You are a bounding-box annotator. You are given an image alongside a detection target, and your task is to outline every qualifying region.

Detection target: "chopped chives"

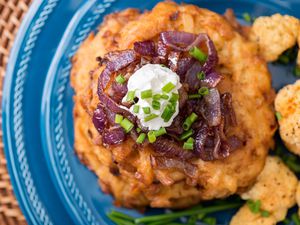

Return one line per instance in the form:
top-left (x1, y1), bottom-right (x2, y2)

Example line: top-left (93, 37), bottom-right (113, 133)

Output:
top-left (162, 82), bottom-right (176, 93)
top-left (197, 71), bottom-right (205, 80)
top-left (293, 66), bottom-right (300, 77)
top-left (188, 94), bottom-right (202, 99)
top-left (275, 112), bottom-right (282, 121)
top-left (148, 131), bottom-right (156, 143)
top-left (136, 127), bottom-right (142, 133)
top-left (183, 113), bottom-right (198, 131)
top-left (242, 12), bottom-right (252, 23)
top-left (186, 137), bottom-right (194, 143)
top-left (260, 210), bottom-right (270, 218)
top-left (141, 89), bottom-right (152, 99)
top-left (169, 93), bottom-right (179, 103)
top-left (152, 100), bottom-right (161, 110)
top-left (292, 213), bottom-right (300, 225)
top-left (115, 74), bottom-right (126, 84)
top-left (109, 210), bottom-right (134, 221)
top-left (115, 114), bottom-right (123, 124)
top-left (107, 214), bottom-right (134, 225)
top-left (144, 114), bottom-right (158, 122)
top-left (247, 200), bottom-right (261, 214)
top-left (126, 91), bottom-right (135, 102)
top-left (198, 87), bottom-right (209, 96)
top-left (136, 133), bottom-right (146, 144)
top-left (153, 94), bottom-right (161, 100)
top-left (203, 217), bottom-right (216, 225)
top-left (183, 141), bottom-right (194, 150)
top-left (161, 104), bottom-right (175, 122)
top-left (161, 94), bottom-right (169, 100)
top-left (143, 107), bottom-right (151, 114)
top-left (133, 105), bottom-right (140, 113)
top-left (120, 118), bottom-right (134, 133)
top-left (180, 130), bottom-right (194, 140)
top-left (189, 46), bottom-right (207, 62)
top-left (154, 127), bottom-right (167, 137)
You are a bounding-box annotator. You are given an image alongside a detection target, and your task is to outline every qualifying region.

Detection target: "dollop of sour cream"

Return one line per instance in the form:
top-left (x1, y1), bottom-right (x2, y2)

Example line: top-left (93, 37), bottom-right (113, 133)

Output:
top-left (122, 64), bottom-right (182, 130)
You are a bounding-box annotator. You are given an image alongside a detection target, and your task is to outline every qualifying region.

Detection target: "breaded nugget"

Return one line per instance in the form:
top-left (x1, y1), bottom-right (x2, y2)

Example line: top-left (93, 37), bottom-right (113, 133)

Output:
top-left (71, 2), bottom-right (276, 208)
top-left (231, 156), bottom-right (297, 225)
top-left (250, 14), bottom-right (300, 62)
top-left (297, 182), bottom-right (300, 216)
top-left (275, 80), bottom-right (300, 155)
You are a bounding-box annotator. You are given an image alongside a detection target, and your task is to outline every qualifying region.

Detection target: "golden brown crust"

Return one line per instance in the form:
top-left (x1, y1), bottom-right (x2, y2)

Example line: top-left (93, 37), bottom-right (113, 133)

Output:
top-left (71, 2), bottom-right (276, 208)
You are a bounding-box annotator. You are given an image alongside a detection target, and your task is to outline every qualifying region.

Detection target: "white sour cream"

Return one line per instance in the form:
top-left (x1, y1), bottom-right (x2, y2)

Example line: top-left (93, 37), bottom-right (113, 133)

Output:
top-left (122, 64), bottom-right (182, 130)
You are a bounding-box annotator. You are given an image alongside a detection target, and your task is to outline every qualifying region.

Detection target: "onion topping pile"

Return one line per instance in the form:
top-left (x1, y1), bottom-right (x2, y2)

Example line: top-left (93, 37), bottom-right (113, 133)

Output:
top-left (93, 31), bottom-right (242, 161)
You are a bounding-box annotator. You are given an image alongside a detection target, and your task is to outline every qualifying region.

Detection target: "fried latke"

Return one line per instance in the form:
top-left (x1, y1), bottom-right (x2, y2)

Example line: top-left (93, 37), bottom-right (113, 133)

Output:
top-left (71, 2), bottom-right (276, 208)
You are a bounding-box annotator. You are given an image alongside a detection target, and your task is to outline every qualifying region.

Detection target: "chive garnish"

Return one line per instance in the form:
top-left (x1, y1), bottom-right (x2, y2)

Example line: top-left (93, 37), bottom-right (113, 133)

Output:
top-left (136, 127), bottom-right (142, 133)
top-left (115, 74), bottom-right (126, 84)
top-left (183, 140), bottom-right (194, 150)
top-left (143, 107), bottom-right (151, 114)
top-left (197, 71), bottom-right (205, 80)
top-left (183, 113), bottom-right (198, 131)
top-left (189, 46), bottom-right (207, 62)
top-left (136, 133), bottom-right (146, 144)
top-left (188, 94), bottom-right (202, 99)
top-left (148, 131), bottom-right (156, 143)
top-left (115, 114), bottom-right (123, 124)
top-left (126, 91), bottom-right (135, 102)
top-left (120, 118), bottom-right (134, 133)
top-left (198, 87), bottom-right (209, 96)
top-left (152, 100), bottom-right (161, 110)
top-left (242, 13), bottom-right (252, 23)
top-left (141, 89), bottom-right (152, 99)
top-left (293, 66), bottom-right (300, 77)
top-left (133, 105), bottom-right (140, 113)
top-left (275, 112), bottom-right (282, 121)
top-left (145, 114), bottom-right (158, 122)
top-left (169, 93), bottom-right (179, 103)
top-left (261, 210), bottom-right (270, 218)
top-left (153, 94), bottom-right (161, 100)
top-left (180, 130), bottom-right (194, 140)
top-left (292, 213), bottom-right (300, 225)
top-left (161, 94), bottom-right (169, 100)
top-left (162, 82), bottom-right (176, 93)
top-left (134, 203), bottom-right (242, 224)
top-left (161, 104), bottom-right (175, 122)
top-left (154, 127), bottom-right (167, 137)
top-left (247, 200), bottom-right (261, 214)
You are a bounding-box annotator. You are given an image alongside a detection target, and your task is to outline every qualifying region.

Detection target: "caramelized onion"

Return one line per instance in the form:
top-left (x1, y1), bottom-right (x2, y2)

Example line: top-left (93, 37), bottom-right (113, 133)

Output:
top-left (151, 156), bottom-right (198, 178)
top-left (152, 137), bottom-right (195, 160)
top-left (92, 105), bottom-right (106, 133)
top-left (200, 88), bottom-right (221, 127)
top-left (134, 40), bottom-right (156, 56)
top-left (102, 127), bottom-right (125, 145)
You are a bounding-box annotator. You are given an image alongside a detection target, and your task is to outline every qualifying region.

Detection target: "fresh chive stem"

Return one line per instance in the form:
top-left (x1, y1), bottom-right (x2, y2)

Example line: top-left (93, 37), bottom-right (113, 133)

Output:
top-left (143, 107), bottom-right (151, 114)
top-left (126, 91), bottom-right (135, 102)
top-left (134, 203), bottom-right (242, 224)
top-left (148, 131), bottom-right (156, 143)
top-left (141, 89), bottom-right (152, 99)
top-left (198, 87), bottom-right (209, 96)
top-left (107, 214), bottom-right (134, 225)
top-left (189, 46), bottom-right (207, 62)
top-left (154, 127), bottom-right (167, 137)
top-left (115, 74), bottom-right (126, 84)
top-left (183, 113), bottom-right (198, 131)
top-left (162, 82), bottom-right (176, 93)
top-left (133, 105), bottom-right (140, 114)
top-left (197, 71), bottom-right (205, 80)
top-left (120, 118), bottom-right (134, 133)
top-left (183, 142), bottom-right (194, 150)
top-left (145, 114), bottom-right (158, 122)
top-left (180, 130), bottom-right (194, 140)
top-left (115, 114), bottom-right (123, 124)
top-left (109, 211), bottom-right (134, 221)
top-left (136, 133), bottom-right (146, 144)
top-left (188, 94), bottom-right (201, 99)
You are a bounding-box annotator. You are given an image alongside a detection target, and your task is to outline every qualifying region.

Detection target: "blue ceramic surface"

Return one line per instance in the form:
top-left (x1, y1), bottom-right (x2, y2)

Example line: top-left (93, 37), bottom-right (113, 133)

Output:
top-left (2, 0), bottom-right (299, 225)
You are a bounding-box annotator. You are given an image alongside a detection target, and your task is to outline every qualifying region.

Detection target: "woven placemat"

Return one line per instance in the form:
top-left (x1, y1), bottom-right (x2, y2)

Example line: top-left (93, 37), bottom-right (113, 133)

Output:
top-left (0, 0), bottom-right (31, 224)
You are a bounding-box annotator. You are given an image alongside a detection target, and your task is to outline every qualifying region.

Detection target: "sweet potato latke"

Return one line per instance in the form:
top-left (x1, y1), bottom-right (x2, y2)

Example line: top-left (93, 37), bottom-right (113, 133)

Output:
top-left (71, 2), bottom-right (276, 208)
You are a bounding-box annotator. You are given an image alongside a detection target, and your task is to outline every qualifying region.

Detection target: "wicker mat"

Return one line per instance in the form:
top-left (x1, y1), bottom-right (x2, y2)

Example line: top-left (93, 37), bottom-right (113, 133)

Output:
top-left (0, 0), bottom-right (31, 224)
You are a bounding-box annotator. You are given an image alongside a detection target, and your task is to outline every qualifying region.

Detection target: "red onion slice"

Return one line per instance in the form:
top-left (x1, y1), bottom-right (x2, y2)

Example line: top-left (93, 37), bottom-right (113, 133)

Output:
top-left (151, 156), bottom-right (198, 178)
top-left (221, 93), bottom-right (237, 127)
top-left (92, 105), bottom-right (106, 133)
top-left (152, 137), bottom-right (195, 160)
top-left (160, 31), bottom-right (197, 51)
top-left (201, 71), bottom-right (222, 88)
top-left (200, 88), bottom-right (221, 127)
top-left (102, 126), bottom-right (125, 145)
top-left (134, 40), bottom-right (156, 56)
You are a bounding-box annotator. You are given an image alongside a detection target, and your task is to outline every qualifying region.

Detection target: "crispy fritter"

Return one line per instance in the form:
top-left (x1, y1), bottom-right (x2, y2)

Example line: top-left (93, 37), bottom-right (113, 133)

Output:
top-left (250, 14), bottom-right (300, 62)
top-left (231, 157), bottom-right (297, 225)
top-left (297, 182), bottom-right (300, 216)
top-left (71, 2), bottom-right (276, 208)
top-left (275, 80), bottom-right (300, 155)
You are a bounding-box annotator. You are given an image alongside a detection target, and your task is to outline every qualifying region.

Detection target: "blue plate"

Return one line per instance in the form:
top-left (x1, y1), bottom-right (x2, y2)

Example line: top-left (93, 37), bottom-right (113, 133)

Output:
top-left (2, 0), bottom-right (299, 224)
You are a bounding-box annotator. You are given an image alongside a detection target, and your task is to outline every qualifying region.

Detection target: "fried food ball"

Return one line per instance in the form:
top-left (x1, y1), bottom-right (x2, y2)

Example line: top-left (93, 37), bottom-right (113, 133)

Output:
top-left (231, 157), bottom-right (297, 225)
top-left (275, 80), bottom-right (300, 155)
top-left (71, 2), bottom-right (276, 208)
top-left (297, 182), bottom-right (300, 216)
top-left (250, 14), bottom-right (300, 62)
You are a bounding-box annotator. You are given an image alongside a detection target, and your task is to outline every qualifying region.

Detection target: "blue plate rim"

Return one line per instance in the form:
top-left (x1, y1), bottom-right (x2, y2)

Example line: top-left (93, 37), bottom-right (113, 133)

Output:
top-left (2, 0), bottom-right (55, 224)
